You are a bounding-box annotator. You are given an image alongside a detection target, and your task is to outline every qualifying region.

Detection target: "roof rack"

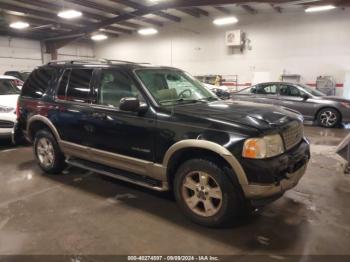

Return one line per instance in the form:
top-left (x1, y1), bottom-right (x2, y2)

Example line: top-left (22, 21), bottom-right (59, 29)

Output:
top-left (46, 59), bottom-right (150, 65)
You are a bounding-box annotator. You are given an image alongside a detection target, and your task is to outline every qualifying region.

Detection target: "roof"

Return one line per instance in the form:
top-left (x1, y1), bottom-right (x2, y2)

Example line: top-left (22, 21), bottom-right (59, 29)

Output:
top-left (41, 59), bottom-right (179, 71)
top-left (0, 75), bottom-right (17, 80)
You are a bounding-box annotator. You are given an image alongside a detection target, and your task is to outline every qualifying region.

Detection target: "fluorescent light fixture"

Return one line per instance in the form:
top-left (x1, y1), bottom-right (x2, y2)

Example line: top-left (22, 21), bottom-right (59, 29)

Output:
top-left (58, 9), bottom-right (82, 19)
top-left (213, 16), bottom-right (238, 26)
top-left (9, 21), bottom-right (29, 29)
top-left (91, 34), bottom-right (108, 41)
top-left (305, 5), bottom-right (336, 13)
top-left (138, 28), bottom-right (158, 36)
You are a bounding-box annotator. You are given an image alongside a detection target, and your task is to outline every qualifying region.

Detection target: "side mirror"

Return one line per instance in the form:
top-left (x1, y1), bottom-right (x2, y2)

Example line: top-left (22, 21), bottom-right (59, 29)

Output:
top-left (119, 97), bottom-right (141, 112)
top-left (302, 94), bottom-right (310, 100)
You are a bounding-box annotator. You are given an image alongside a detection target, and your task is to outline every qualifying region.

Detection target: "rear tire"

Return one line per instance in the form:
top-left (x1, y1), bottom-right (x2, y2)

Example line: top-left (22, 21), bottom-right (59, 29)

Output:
top-left (33, 129), bottom-right (66, 174)
top-left (174, 159), bottom-right (242, 227)
top-left (317, 108), bottom-right (340, 128)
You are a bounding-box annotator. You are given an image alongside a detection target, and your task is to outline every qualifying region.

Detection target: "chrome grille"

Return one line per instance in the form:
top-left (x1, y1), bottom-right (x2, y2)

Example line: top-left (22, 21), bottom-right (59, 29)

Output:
top-left (0, 120), bottom-right (14, 129)
top-left (282, 121), bottom-right (303, 150)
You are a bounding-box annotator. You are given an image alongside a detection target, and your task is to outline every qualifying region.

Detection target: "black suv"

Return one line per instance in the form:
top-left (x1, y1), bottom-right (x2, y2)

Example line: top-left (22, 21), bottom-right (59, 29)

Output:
top-left (17, 60), bottom-right (310, 227)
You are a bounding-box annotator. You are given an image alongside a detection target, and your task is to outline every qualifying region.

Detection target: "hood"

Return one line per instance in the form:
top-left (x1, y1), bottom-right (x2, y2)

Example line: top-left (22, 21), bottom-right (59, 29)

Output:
top-left (173, 100), bottom-right (302, 131)
top-left (319, 96), bottom-right (350, 103)
top-left (0, 94), bottom-right (19, 109)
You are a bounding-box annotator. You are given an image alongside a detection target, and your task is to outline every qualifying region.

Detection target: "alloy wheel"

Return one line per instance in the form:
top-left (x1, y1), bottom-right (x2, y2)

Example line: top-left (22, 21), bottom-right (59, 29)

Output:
top-left (320, 111), bottom-right (337, 127)
top-left (181, 171), bottom-right (223, 217)
top-left (36, 137), bottom-right (55, 168)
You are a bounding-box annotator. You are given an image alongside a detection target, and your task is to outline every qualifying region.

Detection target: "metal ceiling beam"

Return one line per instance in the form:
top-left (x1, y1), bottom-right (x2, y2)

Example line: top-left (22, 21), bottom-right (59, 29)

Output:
top-left (193, 7), bottom-right (209, 16)
top-left (0, 2), bottom-right (81, 30)
top-left (46, 0), bottom-right (256, 41)
top-left (177, 8), bottom-right (201, 18)
top-left (240, 4), bottom-right (258, 14)
top-left (115, 0), bottom-right (181, 22)
top-left (270, 4), bottom-right (283, 13)
top-left (2, 0), bottom-right (134, 34)
top-left (65, 0), bottom-right (163, 27)
top-left (214, 6), bottom-right (231, 14)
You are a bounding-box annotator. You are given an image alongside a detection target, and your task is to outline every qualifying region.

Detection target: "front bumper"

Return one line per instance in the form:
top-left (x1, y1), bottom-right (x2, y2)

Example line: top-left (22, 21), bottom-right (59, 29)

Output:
top-left (243, 162), bottom-right (307, 199)
top-left (240, 139), bottom-right (310, 200)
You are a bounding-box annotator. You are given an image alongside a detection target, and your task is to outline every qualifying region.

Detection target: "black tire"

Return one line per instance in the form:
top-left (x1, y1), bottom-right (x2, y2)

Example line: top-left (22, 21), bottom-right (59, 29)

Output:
top-left (174, 159), bottom-right (242, 227)
top-left (33, 129), bottom-right (66, 174)
top-left (317, 108), bottom-right (340, 128)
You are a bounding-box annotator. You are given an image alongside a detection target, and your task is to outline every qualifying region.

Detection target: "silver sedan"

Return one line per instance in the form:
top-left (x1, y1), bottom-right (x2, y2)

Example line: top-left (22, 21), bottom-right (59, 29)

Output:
top-left (231, 82), bottom-right (350, 128)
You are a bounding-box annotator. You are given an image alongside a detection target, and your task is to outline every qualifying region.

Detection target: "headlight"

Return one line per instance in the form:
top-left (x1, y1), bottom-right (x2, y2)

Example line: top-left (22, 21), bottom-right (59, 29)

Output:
top-left (341, 102), bottom-right (350, 109)
top-left (0, 106), bottom-right (14, 113)
top-left (242, 134), bottom-right (284, 159)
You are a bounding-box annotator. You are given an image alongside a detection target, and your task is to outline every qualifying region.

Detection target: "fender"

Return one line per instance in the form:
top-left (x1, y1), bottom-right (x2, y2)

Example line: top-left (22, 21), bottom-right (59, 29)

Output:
top-left (27, 115), bottom-right (61, 142)
top-left (163, 139), bottom-right (249, 187)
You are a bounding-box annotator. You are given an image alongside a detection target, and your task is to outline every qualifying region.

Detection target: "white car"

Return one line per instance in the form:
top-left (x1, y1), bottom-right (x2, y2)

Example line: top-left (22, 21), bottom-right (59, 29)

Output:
top-left (0, 75), bottom-right (20, 139)
top-left (0, 75), bottom-right (24, 89)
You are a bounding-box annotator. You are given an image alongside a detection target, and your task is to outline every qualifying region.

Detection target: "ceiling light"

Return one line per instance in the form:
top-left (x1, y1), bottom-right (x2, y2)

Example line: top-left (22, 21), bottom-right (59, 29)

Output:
top-left (9, 21), bottom-right (29, 29)
top-left (58, 9), bottom-right (82, 19)
top-left (91, 34), bottom-right (108, 41)
top-left (213, 16), bottom-right (238, 26)
top-left (305, 5), bottom-right (336, 13)
top-left (138, 28), bottom-right (158, 36)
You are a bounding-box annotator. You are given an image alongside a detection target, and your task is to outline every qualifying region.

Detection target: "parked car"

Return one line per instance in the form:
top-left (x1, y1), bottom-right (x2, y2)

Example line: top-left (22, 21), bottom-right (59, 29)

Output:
top-left (4, 70), bottom-right (30, 82)
top-left (17, 61), bottom-right (310, 227)
top-left (0, 75), bottom-right (24, 89)
top-left (203, 83), bottom-right (231, 100)
top-left (232, 82), bottom-right (350, 128)
top-left (0, 76), bottom-right (20, 139)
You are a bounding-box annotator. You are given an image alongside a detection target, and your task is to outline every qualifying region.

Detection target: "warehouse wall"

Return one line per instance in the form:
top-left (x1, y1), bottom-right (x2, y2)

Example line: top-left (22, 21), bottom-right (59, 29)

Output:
top-left (95, 9), bottom-right (350, 95)
top-left (0, 36), bottom-right (42, 74)
top-left (0, 36), bottom-right (95, 74)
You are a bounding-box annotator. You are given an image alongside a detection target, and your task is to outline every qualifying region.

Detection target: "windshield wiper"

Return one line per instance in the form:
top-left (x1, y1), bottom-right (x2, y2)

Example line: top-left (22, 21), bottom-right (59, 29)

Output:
top-left (160, 98), bottom-right (208, 105)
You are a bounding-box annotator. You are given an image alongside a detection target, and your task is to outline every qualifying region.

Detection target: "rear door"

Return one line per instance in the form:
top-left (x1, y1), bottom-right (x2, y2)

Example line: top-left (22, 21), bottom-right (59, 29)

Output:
top-left (252, 83), bottom-right (279, 104)
top-left (53, 68), bottom-right (97, 146)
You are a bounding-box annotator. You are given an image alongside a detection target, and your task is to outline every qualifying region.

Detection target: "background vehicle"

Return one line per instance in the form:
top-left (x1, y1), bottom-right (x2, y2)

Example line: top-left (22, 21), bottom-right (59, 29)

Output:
top-left (0, 76), bottom-right (20, 138)
top-left (203, 83), bottom-right (231, 100)
top-left (0, 75), bottom-right (24, 89)
top-left (4, 70), bottom-right (31, 82)
top-left (232, 82), bottom-right (350, 128)
top-left (18, 61), bottom-right (310, 227)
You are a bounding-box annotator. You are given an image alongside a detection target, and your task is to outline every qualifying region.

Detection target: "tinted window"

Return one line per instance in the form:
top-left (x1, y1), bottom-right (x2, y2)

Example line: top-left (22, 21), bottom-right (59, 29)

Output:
top-left (0, 79), bottom-right (20, 95)
top-left (57, 70), bottom-right (70, 100)
top-left (65, 69), bottom-right (93, 103)
top-left (279, 85), bottom-right (301, 97)
top-left (21, 69), bottom-right (55, 98)
top-left (255, 84), bottom-right (278, 95)
top-left (98, 70), bottom-right (143, 108)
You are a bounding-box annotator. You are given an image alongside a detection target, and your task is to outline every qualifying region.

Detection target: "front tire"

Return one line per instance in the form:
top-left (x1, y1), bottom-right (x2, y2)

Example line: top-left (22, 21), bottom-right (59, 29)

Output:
top-left (33, 129), bottom-right (66, 174)
top-left (317, 108), bottom-right (340, 128)
top-left (174, 159), bottom-right (241, 227)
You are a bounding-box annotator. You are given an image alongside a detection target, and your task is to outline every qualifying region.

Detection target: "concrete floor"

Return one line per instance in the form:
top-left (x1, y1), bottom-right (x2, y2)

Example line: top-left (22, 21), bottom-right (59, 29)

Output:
top-left (0, 125), bottom-right (350, 256)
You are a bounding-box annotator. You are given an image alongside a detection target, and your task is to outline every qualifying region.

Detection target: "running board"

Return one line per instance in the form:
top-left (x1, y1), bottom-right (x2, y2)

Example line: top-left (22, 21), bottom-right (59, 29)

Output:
top-left (66, 158), bottom-right (168, 192)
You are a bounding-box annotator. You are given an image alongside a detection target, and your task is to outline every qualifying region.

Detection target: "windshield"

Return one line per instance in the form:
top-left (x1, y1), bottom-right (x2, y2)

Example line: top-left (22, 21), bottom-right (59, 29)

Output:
top-left (238, 86), bottom-right (254, 94)
top-left (297, 84), bottom-right (325, 97)
top-left (136, 69), bottom-right (217, 105)
top-left (0, 79), bottom-right (20, 95)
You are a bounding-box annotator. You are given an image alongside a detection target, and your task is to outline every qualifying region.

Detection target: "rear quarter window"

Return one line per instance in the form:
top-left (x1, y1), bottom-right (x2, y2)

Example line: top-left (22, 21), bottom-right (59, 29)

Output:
top-left (21, 68), bottom-right (56, 98)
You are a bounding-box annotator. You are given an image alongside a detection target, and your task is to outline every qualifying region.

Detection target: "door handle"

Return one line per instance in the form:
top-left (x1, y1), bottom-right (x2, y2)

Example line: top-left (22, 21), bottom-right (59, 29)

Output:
top-left (91, 112), bottom-right (107, 119)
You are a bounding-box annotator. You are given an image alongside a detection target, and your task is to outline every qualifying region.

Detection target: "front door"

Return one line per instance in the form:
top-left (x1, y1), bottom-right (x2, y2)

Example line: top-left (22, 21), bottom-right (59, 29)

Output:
top-left (277, 84), bottom-right (314, 119)
top-left (88, 69), bottom-right (156, 162)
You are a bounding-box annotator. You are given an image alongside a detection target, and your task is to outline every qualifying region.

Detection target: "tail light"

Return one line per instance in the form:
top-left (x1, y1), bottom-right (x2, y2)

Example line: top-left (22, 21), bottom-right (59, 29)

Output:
top-left (16, 100), bottom-right (20, 119)
top-left (11, 79), bottom-right (24, 86)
